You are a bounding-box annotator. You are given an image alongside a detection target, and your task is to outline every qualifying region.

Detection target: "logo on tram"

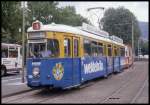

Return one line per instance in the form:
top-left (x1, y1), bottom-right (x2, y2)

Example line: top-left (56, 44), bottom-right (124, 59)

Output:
top-left (84, 60), bottom-right (103, 74)
top-left (52, 63), bottom-right (64, 80)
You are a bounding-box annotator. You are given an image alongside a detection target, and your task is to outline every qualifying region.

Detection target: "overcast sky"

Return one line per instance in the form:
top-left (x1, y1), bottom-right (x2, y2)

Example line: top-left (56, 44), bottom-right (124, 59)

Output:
top-left (58, 1), bottom-right (148, 27)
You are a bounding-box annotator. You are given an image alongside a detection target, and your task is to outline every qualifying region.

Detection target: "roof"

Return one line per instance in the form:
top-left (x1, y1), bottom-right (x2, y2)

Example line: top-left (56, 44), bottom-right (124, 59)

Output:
top-left (27, 22), bottom-right (124, 46)
top-left (1, 43), bottom-right (22, 48)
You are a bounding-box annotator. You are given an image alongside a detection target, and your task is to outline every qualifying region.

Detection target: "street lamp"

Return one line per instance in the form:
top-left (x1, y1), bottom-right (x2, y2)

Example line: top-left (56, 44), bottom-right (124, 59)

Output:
top-left (131, 20), bottom-right (134, 69)
top-left (21, 1), bottom-right (25, 83)
top-left (138, 38), bottom-right (141, 61)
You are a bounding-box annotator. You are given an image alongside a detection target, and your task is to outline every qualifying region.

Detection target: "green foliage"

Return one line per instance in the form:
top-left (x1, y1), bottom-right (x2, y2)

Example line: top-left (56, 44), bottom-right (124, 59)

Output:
top-left (1, 1), bottom-right (22, 43)
top-left (27, 3), bottom-right (89, 26)
top-left (27, 1), bottom-right (58, 25)
top-left (139, 40), bottom-right (149, 55)
top-left (56, 6), bottom-right (89, 26)
top-left (1, 1), bottom-right (90, 43)
top-left (101, 7), bottom-right (141, 49)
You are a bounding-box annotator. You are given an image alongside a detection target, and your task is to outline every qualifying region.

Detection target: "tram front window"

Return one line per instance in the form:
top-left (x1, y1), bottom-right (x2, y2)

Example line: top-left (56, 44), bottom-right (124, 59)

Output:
top-left (29, 43), bottom-right (46, 58)
top-left (28, 39), bottom-right (59, 58)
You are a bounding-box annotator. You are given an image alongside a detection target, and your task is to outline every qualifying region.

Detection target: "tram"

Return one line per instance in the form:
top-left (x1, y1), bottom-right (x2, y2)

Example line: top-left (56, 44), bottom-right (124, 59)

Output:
top-left (1, 43), bottom-right (22, 76)
top-left (26, 20), bottom-right (133, 89)
top-left (125, 45), bottom-right (133, 68)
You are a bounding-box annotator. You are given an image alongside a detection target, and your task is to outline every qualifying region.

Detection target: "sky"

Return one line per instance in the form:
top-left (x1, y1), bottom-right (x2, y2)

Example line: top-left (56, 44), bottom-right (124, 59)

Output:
top-left (58, 1), bottom-right (149, 27)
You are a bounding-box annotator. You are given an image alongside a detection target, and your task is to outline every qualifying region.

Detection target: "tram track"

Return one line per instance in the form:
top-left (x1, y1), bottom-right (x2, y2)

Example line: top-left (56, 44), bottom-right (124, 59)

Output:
top-left (2, 62), bottom-right (148, 103)
top-left (2, 86), bottom-right (71, 103)
top-left (2, 89), bottom-right (41, 103)
top-left (100, 63), bottom-right (148, 103)
top-left (130, 77), bottom-right (148, 103)
top-left (2, 89), bottom-right (33, 98)
top-left (1, 69), bottom-right (140, 103)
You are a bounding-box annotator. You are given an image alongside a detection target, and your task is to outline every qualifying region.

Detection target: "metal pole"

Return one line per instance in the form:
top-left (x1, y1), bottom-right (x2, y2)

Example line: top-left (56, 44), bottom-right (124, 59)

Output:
top-left (132, 20), bottom-right (134, 69)
top-left (138, 39), bottom-right (139, 61)
top-left (22, 1), bottom-right (25, 83)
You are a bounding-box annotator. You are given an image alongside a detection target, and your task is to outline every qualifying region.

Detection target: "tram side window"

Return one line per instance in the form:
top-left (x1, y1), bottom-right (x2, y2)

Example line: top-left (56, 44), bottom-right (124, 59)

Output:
top-left (20, 47), bottom-right (22, 56)
top-left (97, 43), bottom-right (103, 56)
top-left (64, 38), bottom-right (71, 57)
top-left (104, 44), bottom-right (107, 56)
top-left (114, 47), bottom-right (118, 56)
top-left (117, 48), bottom-right (119, 56)
top-left (74, 39), bottom-right (79, 57)
top-left (47, 39), bottom-right (59, 57)
top-left (120, 48), bottom-right (125, 56)
top-left (2, 48), bottom-right (8, 58)
top-left (91, 41), bottom-right (98, 56)
top-left (83, 39), bottom-right (91, 56)
top-left (129, 48), bottom-right (132, 56)
top-left (108, 45), bottom-right (112, 56)
top-left (125, 50), bottom-right (128, 56)
top-left (9, 48), bottom-right (18, 58)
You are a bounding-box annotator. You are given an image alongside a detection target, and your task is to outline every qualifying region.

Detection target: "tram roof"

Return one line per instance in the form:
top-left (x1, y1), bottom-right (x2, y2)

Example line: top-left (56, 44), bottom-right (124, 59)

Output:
top-left (27, 23), bottom-right (124, 46)
top-left (1, 43), bottom-right (22, 48)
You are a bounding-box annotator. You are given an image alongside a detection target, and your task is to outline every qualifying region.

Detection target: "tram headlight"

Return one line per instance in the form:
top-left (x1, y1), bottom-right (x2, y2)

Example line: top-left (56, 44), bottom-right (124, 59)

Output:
top-left (32, 67), bottom-right (40, 77)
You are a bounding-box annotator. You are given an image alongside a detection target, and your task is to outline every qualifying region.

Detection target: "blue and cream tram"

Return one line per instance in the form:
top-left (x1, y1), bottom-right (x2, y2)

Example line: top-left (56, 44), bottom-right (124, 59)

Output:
top-left (26, 20), bottom-right (128, 89)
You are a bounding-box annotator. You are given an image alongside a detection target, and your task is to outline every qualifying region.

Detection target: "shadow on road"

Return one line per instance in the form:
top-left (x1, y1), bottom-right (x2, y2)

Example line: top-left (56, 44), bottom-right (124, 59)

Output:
top-left (3, 72), bottom-right (20, 77)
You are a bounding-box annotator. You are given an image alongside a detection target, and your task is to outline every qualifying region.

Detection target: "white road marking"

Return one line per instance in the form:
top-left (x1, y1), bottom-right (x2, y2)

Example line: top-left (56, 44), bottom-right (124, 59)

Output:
top-left (5, 81), bottom-right (27, 86)
top-left (2, 78), bottom-right (22, 82)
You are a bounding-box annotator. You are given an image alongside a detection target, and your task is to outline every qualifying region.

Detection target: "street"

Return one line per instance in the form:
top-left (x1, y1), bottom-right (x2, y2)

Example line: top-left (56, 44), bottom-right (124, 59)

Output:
top-left (2, 71), bottom-right (31, 97)
top-left (2, 61), bottom-right (149, 103)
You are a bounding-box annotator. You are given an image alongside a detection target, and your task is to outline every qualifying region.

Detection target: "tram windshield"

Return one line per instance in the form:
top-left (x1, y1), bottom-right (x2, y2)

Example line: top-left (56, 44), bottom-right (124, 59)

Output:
top-left (28, 39), bottom-right (59, 58)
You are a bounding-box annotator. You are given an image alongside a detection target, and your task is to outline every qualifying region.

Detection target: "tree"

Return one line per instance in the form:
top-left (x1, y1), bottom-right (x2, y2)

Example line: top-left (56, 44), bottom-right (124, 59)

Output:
top-left (1, 1), bottom-right (90, 43)
top-left (56, 6), bottom-right (90, 26)
top-left (101, 7), bottom-right (141, 50)
top-left (1, 1), bottom-right (22, 43)
top-left (27, 2), bottom-right (90, 26)
top-left (27, 1), bottom-right (58, 25)
top-left (140, 40), bottom-right (149, 55)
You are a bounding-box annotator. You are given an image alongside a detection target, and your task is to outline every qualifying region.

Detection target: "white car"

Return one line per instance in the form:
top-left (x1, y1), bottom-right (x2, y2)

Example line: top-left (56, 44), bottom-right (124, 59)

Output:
top-left (143, 55), bottom-right (149, 59)
top-left (1, 43), bottom-right (22, 76)
top-left (138, 55), bottom-right (143, 58)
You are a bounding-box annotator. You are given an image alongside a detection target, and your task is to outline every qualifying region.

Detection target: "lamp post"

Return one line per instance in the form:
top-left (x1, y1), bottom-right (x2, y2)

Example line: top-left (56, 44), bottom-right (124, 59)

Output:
top-left (22, 1), bottom-right (25, 83)
top-left (138, 38), bottom-right (140, 60)
top-left (131, 20), bottom-right (134, 69)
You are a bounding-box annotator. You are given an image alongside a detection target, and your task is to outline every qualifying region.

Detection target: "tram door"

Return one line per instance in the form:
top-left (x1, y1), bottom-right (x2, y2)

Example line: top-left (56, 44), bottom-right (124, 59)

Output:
top-left (64, 36), bottom-right (80, 86)
top-left (72, 37), bottom-right (80, 85)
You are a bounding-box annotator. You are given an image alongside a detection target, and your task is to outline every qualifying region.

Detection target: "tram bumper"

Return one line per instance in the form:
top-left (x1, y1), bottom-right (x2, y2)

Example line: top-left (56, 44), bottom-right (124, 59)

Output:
top-left (28, 81), bottom-right (40, 87)
top-left (27, 74), bottom-right (53, 87)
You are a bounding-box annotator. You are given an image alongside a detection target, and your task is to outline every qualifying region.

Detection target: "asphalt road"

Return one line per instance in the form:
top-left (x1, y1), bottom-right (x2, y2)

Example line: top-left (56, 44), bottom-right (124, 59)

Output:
top-left (2, 72), bottom-right (31, 97)
top-left (2, 61), bottom-right (149, 103)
